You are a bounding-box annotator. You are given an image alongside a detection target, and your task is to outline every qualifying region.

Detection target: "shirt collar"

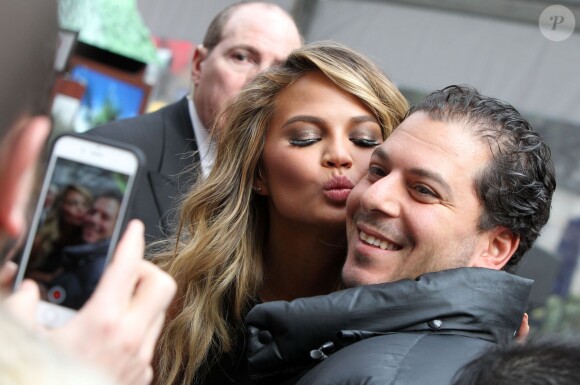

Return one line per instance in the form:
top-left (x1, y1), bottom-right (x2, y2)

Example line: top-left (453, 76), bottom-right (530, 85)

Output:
top-left (187, 96), bottom-right (215, 177)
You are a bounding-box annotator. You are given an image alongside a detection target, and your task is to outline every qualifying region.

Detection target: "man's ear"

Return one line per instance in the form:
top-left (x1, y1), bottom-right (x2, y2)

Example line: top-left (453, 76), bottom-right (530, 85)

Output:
top-left (191, 45), bottom-right (208, 86)
top-left (472, 227), bottom-right (520, 270)
top-left (0, 116), bottom-right (50, 237)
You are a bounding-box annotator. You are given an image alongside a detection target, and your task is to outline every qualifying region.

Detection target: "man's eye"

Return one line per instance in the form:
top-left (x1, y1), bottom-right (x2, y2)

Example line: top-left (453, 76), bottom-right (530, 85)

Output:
top-left (289, 138), bottom-right (320, 147)
top-left (231, 52), bottom-right (254, 64)
top-left (368, 165), bottom-right (387, 179)
top-left (350, 137), bottom-right (381, 148)
top-left (413, 185), bottom-right (437, 198)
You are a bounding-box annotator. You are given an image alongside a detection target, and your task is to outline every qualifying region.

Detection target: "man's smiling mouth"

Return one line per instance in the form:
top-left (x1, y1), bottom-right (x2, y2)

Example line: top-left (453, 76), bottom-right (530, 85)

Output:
top-left (359, 230), bottom-right (401, 251)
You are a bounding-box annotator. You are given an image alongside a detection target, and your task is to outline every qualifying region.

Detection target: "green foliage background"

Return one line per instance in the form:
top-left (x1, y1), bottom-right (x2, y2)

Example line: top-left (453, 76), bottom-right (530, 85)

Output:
top-left (531, 295), bottom-right (580, 336)
top-left (59, 0), bottom-right (157, 64)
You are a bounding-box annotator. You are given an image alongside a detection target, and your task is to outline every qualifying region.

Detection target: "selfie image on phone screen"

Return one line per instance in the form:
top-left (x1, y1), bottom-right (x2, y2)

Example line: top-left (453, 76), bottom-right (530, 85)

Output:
top-left (23, 157), bottom-right (130, 310)
top-left (14, 134), bottom-right (141, 329)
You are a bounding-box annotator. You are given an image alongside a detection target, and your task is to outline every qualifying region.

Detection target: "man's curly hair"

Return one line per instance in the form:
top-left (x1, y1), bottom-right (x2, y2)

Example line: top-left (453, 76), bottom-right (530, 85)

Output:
top-left (410, 85), bottom-right (556, 272)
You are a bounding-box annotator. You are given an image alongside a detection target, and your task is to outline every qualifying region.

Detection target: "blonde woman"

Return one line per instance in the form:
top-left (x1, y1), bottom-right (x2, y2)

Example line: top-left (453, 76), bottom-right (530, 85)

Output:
top-left (30, 184), bottom-right (93, 272)
top-left (154, 41), bottom-right (409, 385)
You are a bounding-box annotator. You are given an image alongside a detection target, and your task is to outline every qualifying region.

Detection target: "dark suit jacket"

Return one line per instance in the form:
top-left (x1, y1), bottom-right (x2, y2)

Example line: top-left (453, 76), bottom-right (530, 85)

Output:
top-left (88, 98), bottom-right (199, 243)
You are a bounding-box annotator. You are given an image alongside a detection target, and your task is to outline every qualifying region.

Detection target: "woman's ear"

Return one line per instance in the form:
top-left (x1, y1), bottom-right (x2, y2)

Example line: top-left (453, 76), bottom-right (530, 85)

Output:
top-left (472, 227), bottom-right (520, 270)
top-left (0, 116), bottom-right (50, 237)
top-left (253, 167), bottom-right (269, 196)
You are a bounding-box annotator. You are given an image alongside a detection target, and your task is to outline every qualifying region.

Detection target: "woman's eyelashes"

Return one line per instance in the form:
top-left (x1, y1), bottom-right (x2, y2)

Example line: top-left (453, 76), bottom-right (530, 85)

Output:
top-left (288, 132), bottom-right (381, 148)
top-left (350, 137), bottom-right (380, 147)
top-left (289, 137), bottom-right (321, 147)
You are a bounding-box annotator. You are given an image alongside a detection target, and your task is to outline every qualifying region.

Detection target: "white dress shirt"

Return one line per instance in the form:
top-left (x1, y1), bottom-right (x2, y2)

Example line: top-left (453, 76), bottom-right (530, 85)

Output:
top-left (187, 96), bottom-right (215, 177)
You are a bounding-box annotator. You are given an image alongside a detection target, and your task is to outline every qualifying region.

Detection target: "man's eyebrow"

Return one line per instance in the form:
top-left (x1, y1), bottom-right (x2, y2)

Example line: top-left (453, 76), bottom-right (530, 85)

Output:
top-left (229, 44), bottom-right (259, 56)
top-left (409, 168), bottom-right (453, 197)
top-left (371, 146), bottom-right (389, 162)
top-left (372, 146), bottom-right (453, 197)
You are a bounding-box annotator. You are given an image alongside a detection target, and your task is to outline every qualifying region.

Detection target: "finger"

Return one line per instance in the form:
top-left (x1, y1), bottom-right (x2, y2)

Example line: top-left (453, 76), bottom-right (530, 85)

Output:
top-left (126, 260), bottom-right (176, 331)
top-left (121, 314), bottom-right (164, 385)
top-left (0, 261), bottom-right (18, 291)
top-left (3, 279), bottom-right (40, 329)
top-left (140, 312), bottom-right (166, 367)
top-left (92, 261), bottom-right (174, 372)
top-left (143, 365), bottom-right (154, 385)
top-left (125, 366), bottom-right (154, 385)
top-left (86, 220), bottom-right (145, 310)
top-left (515, 312), bottom-right (529, 342)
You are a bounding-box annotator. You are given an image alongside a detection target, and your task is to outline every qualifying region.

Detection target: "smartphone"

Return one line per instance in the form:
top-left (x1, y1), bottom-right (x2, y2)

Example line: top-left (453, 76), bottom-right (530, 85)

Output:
top-left (14, 134), bottom-right (143, 327)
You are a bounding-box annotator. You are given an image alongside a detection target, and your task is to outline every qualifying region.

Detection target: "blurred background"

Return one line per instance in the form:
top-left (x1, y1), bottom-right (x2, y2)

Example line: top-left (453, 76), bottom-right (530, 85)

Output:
top-left (52, 0), bottom-right (580, 336)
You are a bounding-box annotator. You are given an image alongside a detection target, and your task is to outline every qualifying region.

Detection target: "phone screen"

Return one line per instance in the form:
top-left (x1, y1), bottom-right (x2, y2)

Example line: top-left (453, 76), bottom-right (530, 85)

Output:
top-left (15, 135), bottom-right (140, 323)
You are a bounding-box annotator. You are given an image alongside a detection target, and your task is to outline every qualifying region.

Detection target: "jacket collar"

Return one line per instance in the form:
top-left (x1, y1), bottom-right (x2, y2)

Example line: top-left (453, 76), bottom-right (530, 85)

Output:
top-left (246, 267), bottom-right (532, 380)
top-left (148, 98), bottom-right (198, 228)
top-left (156, 97), bottom-right (198, 176)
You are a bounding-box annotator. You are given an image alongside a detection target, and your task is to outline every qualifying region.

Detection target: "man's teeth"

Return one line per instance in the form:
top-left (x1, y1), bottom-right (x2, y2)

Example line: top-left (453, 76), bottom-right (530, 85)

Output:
top-left (360, 231), bottom-right (398, 251)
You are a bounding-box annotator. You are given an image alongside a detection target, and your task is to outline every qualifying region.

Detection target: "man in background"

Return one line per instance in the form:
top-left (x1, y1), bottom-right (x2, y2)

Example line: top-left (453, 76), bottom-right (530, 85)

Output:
top-left (0, 2), bottom-right (176, 385)
top-left (90, 1), bottom-right (302, 242)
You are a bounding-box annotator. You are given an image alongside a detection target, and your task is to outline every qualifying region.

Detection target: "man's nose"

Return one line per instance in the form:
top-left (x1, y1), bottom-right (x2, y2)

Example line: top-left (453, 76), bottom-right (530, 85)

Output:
top-left (360, 173), bottom-right (403, 218)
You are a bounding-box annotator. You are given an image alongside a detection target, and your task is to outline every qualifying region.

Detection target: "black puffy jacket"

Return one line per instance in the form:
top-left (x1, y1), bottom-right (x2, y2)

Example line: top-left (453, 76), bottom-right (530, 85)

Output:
top-left (246, 268), bottom-right (532, 385)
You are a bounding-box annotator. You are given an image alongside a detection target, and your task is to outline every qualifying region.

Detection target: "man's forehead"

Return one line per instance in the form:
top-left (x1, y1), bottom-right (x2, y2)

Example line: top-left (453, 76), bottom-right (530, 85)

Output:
top-left (219, 5), bottom-right (298, 50)
top-left (228, 3), bottom-right (289, 24)
top-left (387, 112), bottom-right (480, 152)
top-left (95, 197), bottom-right (119, 210)
top-left (375, 112), bottom-right (490, 178)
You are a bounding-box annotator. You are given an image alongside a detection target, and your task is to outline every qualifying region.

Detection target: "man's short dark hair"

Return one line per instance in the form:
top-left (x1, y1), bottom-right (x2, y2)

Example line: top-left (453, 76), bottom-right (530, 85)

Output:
top-left (409, 85), bottom-right (556, 272)
top-left (96, 190), bottom-right (123, 205)
top-left (453, 337), bottom-right (580, 385)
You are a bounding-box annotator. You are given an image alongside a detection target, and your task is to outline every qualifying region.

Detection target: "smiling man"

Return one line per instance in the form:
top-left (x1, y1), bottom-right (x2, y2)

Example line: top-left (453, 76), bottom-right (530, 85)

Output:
top-left (245, 85), bottom-right (556, 385)
top-left (343, 97), bottom-right (533, 286)
top-left (82, 193), bottom-right (121, 244)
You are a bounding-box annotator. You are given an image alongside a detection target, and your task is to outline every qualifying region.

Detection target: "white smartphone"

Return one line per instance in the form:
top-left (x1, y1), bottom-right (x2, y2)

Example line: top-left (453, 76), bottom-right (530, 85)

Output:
top-left (14, 134), bottom-right (143, 328)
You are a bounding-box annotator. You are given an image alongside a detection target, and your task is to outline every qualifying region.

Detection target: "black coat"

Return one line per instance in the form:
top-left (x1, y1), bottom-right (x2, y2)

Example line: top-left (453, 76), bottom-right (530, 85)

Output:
top-left (45, 239), bottom-right (110, 310)
top-left (246, 268), bottom-right (532, 385)
top-left (88, 98), bottom-right (198, 243)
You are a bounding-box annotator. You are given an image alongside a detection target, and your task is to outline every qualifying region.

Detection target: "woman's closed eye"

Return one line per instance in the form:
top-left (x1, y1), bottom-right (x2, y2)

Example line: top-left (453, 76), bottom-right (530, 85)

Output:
top-left (289, 137), bottom-right (321, 147)
top-left (350, 137), bottom-right (381, 147)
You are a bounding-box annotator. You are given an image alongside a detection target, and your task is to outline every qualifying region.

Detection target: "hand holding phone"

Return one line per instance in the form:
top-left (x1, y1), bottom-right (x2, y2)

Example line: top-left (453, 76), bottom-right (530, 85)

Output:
top-left (6, 220), bottom-right (177, 385)
top-left (14, 134), bottom-right (142, 327)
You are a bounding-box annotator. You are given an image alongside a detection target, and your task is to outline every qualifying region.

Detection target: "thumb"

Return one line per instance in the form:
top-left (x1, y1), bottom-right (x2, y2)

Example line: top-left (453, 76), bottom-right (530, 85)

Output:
top-left (4, 279), bottom-right (41, 329)
top-left (0, 261), bottom-right (18, 291)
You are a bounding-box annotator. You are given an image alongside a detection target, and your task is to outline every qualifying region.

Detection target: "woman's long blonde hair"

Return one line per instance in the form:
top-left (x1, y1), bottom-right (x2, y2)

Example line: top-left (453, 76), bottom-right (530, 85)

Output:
top-left (30, 184), bottom-right (92, 269)
top-left (154, 41), bottom-right (409, 385)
